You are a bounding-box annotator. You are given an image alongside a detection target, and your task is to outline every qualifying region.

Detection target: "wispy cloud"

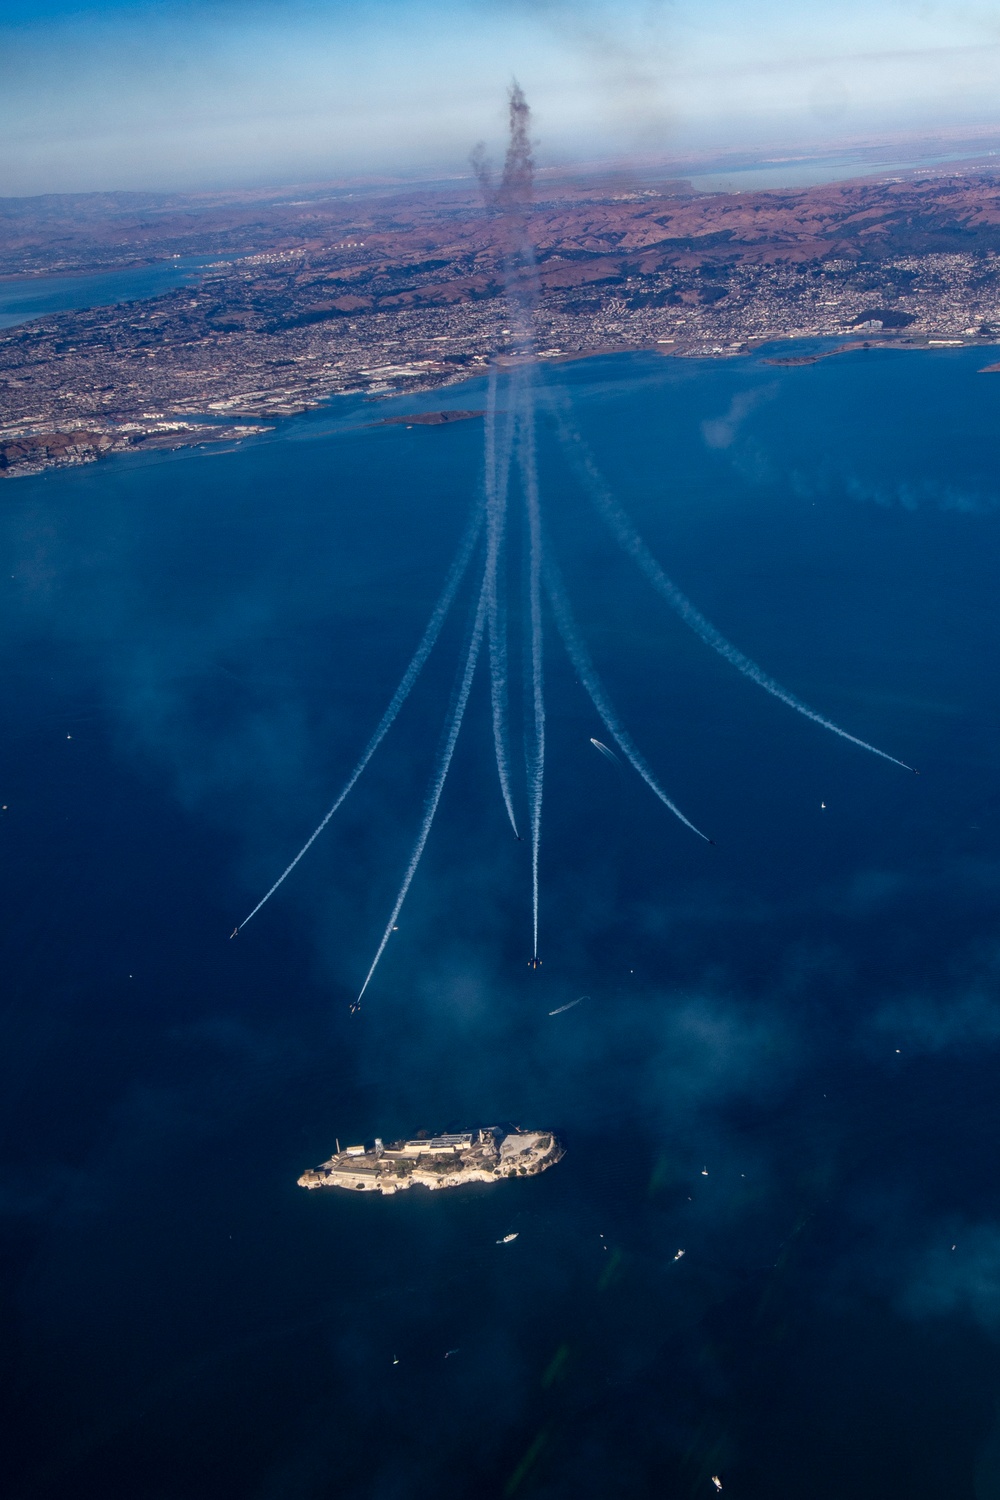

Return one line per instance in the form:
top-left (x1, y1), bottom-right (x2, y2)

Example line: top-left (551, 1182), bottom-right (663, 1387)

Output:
top-left (700, 385), bottom-right (776, 450)
top-left (901, 1222), bottom-right (1000, 1332)
top-left (867, 986), bottom-right (1000, 1055)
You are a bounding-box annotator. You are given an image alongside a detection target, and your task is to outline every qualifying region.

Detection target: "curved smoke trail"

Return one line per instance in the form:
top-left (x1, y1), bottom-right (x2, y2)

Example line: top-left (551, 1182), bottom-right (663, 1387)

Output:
top-left (236, 501), bottom-right (484, 932)
top-left (518, 372), bottom-right (546, 960)
top-left (356, 563), bottom-right (490, 1003)
top-left (485, 363), bottom-right (520, 837)
top-left (544, 392), bottom-right (916, 774)
top-left (545, 554), bottom-right (714, 844)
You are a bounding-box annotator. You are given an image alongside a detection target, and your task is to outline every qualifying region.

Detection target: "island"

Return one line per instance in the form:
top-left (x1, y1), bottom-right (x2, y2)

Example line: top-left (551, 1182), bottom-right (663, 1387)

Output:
top-left (298, 1126), bottom-right (564, 1195)
top-left (374, 409), bottom-right (485, 427)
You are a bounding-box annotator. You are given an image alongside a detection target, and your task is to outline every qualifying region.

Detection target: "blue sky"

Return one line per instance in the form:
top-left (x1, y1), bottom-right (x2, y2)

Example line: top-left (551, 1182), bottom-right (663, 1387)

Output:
top-left (3, 0), bottom-right (1000, 194)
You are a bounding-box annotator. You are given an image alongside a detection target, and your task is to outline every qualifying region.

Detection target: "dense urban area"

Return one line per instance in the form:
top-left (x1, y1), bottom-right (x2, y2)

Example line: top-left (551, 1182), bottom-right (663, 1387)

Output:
top-left (5, 164), bottom-right (1000, 474)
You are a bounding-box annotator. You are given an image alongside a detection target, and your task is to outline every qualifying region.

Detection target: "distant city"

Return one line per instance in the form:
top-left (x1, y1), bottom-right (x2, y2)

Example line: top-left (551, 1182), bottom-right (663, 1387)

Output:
top-left (4, 165), bottom-right (1000, 474)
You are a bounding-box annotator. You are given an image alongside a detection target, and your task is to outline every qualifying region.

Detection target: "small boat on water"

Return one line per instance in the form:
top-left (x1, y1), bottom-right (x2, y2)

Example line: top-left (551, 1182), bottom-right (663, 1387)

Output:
top-left (497, 1232), bottom-right (519, 1244)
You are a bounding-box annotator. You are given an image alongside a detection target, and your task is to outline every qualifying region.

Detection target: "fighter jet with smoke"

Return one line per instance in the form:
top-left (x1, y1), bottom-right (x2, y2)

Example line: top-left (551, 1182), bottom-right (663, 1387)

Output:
top-left (232, 82), bottom-right (913, 1006)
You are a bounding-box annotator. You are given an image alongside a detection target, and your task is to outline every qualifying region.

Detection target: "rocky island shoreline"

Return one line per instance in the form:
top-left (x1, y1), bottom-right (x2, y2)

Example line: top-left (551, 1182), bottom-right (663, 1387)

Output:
top-left (298, 1127), bottom-right (564, 1196)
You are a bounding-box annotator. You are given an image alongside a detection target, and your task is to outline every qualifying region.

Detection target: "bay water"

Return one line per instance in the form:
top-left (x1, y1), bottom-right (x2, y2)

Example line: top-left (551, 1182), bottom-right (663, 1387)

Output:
top-left (0, 256), bottom-right (235, 330)
top-left (3, 346), bottom-right (1000, 1498)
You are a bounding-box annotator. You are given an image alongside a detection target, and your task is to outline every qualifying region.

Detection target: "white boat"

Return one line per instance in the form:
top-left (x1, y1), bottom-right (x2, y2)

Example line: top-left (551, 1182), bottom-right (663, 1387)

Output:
top-left (497, 1232), bottom-right (519, 1244)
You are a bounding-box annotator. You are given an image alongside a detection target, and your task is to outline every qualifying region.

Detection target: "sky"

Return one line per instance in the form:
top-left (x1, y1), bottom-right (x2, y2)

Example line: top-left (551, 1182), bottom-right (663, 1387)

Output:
top-left (3, 0), bottom-right (1000, 194)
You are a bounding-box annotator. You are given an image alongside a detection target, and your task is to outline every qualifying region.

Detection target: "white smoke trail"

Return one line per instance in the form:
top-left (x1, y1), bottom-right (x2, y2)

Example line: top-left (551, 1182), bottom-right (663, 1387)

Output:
top-left (545, 393), bottom-right (917, 775)
top-left (545, 555), bottom-right (714, 844)
top-left (237, 502), bottom-right (484, 932)
top-left (356, 564), bottom-right (490, 1003)
top-left (518, 371), bottom-right (546, 960)
top-left (485, 364), bottom-right (520, 837)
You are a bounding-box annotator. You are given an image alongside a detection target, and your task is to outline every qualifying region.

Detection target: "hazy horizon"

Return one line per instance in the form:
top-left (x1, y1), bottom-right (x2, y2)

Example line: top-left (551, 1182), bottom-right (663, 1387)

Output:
top-left (7, 123), bottom-right (1000, 206)
top-left (6, 0), bottom-right (1000, 196)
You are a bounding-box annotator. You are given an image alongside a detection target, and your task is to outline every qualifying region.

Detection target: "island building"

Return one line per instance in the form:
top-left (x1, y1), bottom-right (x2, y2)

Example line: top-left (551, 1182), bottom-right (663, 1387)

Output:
top-left (298, 1126), bottom-right (563, 1195)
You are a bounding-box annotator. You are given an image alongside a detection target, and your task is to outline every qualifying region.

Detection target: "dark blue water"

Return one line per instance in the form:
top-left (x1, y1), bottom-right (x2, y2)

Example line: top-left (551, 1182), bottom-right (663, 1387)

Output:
top-left (0, 256), bottom-right (232, 329)
top-left (4, 346), bottom-right (1000, 1498)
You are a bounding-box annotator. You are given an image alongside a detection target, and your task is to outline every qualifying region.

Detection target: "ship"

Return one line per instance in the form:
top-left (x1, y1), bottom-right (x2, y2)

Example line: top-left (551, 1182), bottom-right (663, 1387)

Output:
top-left (297, 1126), bottom-right (564, 1196)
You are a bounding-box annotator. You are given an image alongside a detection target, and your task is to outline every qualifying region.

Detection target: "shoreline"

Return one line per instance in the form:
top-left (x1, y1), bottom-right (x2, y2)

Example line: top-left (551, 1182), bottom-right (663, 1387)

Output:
top-left (0, 419), bottom-right (272, 479)
top-left (3, 332), bottom-right (996, 479)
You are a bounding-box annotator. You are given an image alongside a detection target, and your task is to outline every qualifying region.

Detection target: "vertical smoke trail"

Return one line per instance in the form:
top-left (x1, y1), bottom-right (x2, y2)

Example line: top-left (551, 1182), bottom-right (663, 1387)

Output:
top-left (471, 82), bottom-right (534, 211)
top-left (237, 501), bottom-right (484, 931)
top-left (470, 78), bottom-right (531, 213)
top-left (544, 554), bottom-right (713, 844)
top-left (498, 81), bottom-right (534, 206)
top-left (478, 83), bottom-right (546, 951)
top-left (469, 141), bottom-right (495, 206)
top-left (356, 563), bottom-right (490, 1004)
top-left (518, 371), bottom-right (546, 960)
top-left (544, 392), bottom-right (916, 774)
top-left (495, 82), bottom-right (539, 353)
top-left (485, 364), bottom-right (520, 837)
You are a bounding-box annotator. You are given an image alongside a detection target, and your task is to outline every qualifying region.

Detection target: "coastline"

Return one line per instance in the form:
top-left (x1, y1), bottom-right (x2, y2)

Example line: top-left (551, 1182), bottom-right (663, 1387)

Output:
top-left (0, 419), bottom-right (273, 479)
top-left (3, 331), bottom-right (996, 480)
